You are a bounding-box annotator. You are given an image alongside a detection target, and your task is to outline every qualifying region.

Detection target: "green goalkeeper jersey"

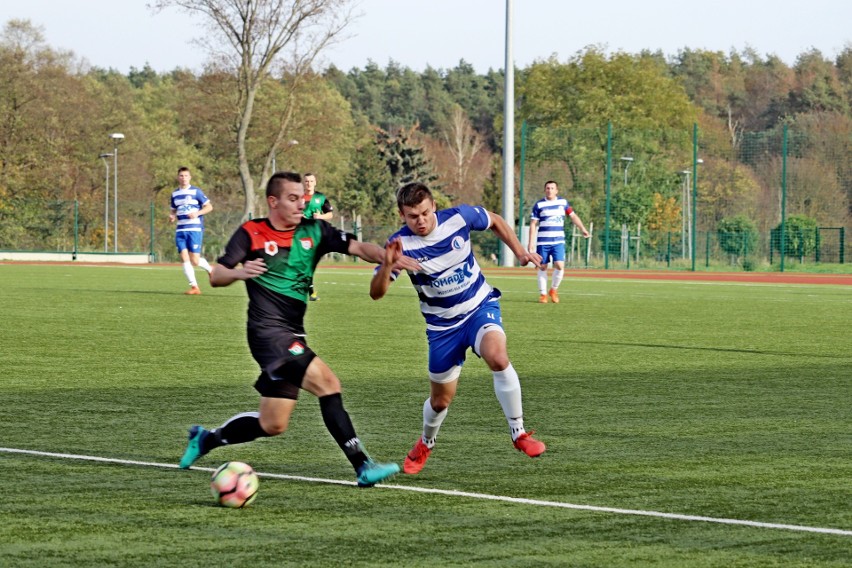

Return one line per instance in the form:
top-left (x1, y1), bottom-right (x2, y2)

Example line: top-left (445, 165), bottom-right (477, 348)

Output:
top-left (303, 192), bottom-right (333, 219)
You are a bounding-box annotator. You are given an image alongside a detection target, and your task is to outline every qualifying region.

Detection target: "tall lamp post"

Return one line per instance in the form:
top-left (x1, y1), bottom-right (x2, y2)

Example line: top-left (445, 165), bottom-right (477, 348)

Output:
top-left (680, 170), bottom-right (691, 259)
top-left (500, 0), bottom-right (515, 266)
top-left (99, 153), bottom-right (113, 252)
top-left (110, 133), bottom-right (124, 252)
top-left (682, 158), bottom-right (703, 264)
top-left (620, 156), bottom-right (633, 185)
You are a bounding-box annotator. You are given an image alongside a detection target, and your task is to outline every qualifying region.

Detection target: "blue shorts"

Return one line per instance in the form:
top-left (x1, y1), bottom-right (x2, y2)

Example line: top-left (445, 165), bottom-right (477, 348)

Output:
top-left (175, 230), bottom-right (203, 254)
top-left (536, 243), bottom-right (565, 265)
top-left (426, 299), bottom-right (504, 375)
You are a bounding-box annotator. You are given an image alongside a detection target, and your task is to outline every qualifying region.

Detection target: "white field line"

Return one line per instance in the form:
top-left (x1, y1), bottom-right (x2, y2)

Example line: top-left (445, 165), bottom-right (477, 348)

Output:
top-left (2, 446), bottom-right (850, 537)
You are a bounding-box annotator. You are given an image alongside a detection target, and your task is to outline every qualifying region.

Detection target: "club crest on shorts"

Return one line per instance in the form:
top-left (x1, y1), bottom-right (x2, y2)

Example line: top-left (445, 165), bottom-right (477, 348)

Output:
top-left (288, 341), bottom-right (305, 356)
top-left (299, 237), bottom-right (314, 250)
top-left (264, 241), bottom-right (279, 256)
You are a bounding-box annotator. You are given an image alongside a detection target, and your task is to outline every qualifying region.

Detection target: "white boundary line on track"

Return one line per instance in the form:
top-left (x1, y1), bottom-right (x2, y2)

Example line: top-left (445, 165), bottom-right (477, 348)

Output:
top-left (2, 446), bottom-right (850, 537)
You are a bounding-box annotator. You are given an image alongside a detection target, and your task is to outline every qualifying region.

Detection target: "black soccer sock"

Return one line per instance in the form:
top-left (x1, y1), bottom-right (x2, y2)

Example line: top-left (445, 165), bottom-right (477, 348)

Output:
top-left (319, 393), bottom-right (369, 471)
top-left (204, 412), bottom-right (270, 454)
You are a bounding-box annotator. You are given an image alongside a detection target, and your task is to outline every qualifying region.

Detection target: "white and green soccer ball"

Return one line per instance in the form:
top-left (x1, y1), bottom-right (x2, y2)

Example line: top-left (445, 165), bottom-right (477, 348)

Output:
top-left (210, 461), bottom-right (259, 508)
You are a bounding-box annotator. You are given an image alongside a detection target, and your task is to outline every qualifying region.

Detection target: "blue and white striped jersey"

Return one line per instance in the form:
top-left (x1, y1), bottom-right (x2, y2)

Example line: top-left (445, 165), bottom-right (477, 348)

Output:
top-left (530, 197), bottom-right (574, 245)
top-left (170, 186), bottom-right (210, 233)
top-left (387, 205), bottom-right (495, 332)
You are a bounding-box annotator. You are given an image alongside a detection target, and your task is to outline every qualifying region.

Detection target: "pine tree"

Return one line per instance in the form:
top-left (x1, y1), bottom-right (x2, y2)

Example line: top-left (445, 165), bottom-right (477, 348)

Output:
top-left (375, 125), bottom-right (440, 188)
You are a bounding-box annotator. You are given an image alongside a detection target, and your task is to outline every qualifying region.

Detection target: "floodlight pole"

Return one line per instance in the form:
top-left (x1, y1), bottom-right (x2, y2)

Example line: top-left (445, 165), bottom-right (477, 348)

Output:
top-left (99, 153), bottom-right (113, 253)
top-left (110, 133), bottom-right (125, 252)
top-left (500, 0), bottom-right (515, 266)
top-left (680, 170), bottom-right (691, 259)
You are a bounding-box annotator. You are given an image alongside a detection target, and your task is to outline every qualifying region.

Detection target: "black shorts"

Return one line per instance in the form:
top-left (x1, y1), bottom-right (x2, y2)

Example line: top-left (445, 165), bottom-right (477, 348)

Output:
top-left (248, 326), bottom-right (316, 400)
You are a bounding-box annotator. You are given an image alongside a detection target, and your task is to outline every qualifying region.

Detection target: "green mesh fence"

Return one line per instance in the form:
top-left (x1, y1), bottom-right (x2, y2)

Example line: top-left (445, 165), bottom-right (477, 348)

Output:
top-left (520, 122), bottom-right (851, 271)
top-left (3, 121), bottom-right (849, 271)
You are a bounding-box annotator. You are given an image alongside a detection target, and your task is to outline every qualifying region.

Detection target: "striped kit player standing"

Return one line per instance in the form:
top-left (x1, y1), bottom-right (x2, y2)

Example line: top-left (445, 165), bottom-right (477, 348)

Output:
top-left (527, 180), bottom-right (589, 304)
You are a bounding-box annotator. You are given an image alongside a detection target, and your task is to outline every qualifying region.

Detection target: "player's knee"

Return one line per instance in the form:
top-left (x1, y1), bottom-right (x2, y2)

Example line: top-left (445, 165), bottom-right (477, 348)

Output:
top-left (429, 395), bottom-right (452, 413)
top-left (259, 417), bottom-right (288, 436)
top-left (303, 359), bottom-right (341, 397)
top-left (485, 354), bottom-right (510, 372)
top-left (317, 376), bottom-right (342, 396)
top-left (477, 331), bottom-right (508, 371)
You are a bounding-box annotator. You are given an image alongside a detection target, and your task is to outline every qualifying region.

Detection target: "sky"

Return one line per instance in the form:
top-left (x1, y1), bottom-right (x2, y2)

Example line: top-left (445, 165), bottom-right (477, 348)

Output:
top-left (0, 0), bottom-right (850, 74)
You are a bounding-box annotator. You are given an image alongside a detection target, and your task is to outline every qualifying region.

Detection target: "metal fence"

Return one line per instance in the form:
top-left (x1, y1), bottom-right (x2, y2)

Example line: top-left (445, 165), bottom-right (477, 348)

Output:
top-left (2, 195), bottom-right (847, 272)
top-left (3, 120), bottom-right (850, 271)
top-left (519, 122), bottom-right (851, 271)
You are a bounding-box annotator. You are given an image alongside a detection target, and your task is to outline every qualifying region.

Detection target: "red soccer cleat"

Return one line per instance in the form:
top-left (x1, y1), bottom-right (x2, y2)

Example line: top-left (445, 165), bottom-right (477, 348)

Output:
top-left (185, 285), bottom-right (201, 295)
top-left (548, 288), bottom-right (560, 304)
top-left (403, 439), bottom-right (432, 474)
top-left (513, 431), bottom-right (546, 457)
top-left (538, 294), bottom-right (548, 304)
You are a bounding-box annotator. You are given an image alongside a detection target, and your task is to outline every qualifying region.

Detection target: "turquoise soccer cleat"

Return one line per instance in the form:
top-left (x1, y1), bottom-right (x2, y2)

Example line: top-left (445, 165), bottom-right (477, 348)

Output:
top-left (356, 460), bottom-right (400, 487)
top-left (179, 425), bottom-right (209, 469)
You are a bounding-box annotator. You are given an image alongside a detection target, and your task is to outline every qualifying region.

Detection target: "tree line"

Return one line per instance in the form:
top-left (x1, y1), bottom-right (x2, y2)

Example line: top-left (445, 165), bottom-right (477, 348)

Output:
top-left (1, 16), bottom-right (849, 257)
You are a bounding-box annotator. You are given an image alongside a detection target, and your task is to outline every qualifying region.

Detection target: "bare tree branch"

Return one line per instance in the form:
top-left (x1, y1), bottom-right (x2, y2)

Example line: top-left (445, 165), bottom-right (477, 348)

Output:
top-left (149, 0), bottom-right (356, 218)
top-left (442, 106), bottom-right (484, 192)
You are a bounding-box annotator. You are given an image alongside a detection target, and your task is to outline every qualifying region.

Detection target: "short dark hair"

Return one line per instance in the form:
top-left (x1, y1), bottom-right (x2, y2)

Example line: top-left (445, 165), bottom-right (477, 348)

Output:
top-left (178, 166), bottom-right (191, 174)
top-left (544, 180), bottom-right (558, 188)
top-left (303, 172), bottom-right (315, 178)
top-left (396, 182), bottom-right (433, 210)
top-left (266, 171), bottom-right (302, 198)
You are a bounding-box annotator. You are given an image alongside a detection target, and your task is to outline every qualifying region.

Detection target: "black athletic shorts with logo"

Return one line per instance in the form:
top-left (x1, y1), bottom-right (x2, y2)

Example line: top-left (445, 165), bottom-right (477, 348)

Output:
top-left (248, 325), bottom-right (317, 400)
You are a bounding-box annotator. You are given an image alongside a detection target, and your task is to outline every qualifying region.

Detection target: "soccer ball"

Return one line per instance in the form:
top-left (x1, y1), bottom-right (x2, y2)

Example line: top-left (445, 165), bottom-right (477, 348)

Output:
top-left (210, 461), bottom-right (259, 508)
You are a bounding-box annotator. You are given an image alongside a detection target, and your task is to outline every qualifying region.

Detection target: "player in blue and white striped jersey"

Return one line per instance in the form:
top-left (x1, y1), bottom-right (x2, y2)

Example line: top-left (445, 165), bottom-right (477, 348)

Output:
top-left (169, 167), bottom-right (213, 294)
top-left (528, 180), bottom-right (589, 304)
top-left (370, 182), bottom-right (547, 474)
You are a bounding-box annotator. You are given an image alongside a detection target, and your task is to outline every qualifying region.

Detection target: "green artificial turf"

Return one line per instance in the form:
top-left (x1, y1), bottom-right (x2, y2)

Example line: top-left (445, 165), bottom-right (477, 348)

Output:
top-left (0, 263), bottom-right (849, 566)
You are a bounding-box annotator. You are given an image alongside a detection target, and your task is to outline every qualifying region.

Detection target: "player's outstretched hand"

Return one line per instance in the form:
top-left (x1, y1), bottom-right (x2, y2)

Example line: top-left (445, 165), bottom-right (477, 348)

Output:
top-left (386, 239), bottom-right (420, 272)
top-left (518, 251), bottom-right (543, 270)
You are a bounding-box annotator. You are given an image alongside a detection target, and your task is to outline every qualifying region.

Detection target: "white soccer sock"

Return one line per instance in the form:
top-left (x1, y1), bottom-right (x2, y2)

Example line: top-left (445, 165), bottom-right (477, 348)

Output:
top-left (493, 364), bottom-right (526, 441)
top-left (182, 261), bottom-right (197, 286)
top-left (537, 270), bottom-right (548, 295)
top-left (198, 257), bottom-right (213, 274)
top-left (551, 269), bottom-right (564, 290)
top-left (421, 397), bottom-right (447, 448)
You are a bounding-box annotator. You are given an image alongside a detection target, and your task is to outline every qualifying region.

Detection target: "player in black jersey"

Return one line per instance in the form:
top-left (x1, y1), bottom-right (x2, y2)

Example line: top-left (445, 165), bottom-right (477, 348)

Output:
top-left (179, 172), bottom-right (417, 487)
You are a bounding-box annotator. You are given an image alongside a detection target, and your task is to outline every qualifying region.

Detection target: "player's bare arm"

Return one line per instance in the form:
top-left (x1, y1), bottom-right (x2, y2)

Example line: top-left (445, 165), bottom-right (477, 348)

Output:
top-left (527, 218), bottom-right (538, 253)
top-left (569, 211), bottom-right (590, 238)
top-left (347, 240), bottom-right (387, 264)
top-left (370, 239), bottom-right (403, 300)
top-left (209, 258), bottom-right (267, 287)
